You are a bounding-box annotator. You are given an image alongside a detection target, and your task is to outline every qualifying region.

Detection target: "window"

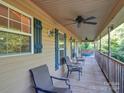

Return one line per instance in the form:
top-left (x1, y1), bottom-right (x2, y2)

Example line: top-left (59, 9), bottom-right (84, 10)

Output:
top-left (0, 2), bottom-right (32, 56)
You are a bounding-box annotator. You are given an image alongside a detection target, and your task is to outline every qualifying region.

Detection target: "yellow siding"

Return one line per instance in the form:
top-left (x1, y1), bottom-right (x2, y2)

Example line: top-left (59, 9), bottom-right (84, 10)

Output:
top-left (0, 0), bottom-right (77, 93)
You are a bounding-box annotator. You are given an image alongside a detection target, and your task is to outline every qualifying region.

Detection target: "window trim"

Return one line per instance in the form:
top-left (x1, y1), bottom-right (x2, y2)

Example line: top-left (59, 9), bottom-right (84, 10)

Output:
top-left (0, 1), bottom-right (34, 57)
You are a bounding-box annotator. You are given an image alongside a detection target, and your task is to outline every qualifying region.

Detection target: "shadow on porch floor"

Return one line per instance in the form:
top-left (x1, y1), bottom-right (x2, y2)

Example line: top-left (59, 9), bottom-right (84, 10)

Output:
top-left (54, 56), bottom-right (113, 93)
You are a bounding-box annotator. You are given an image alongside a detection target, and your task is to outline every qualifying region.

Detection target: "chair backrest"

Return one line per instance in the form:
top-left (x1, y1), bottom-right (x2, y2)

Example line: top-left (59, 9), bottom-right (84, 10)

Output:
top-left (65, 56), bottom-right (72, 66)
top-left (30, 65), bottom-right (53, 93)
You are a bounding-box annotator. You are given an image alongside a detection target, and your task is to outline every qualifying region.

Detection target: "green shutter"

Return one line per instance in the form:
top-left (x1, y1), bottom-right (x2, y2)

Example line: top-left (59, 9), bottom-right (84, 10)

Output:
top-left (34, 18), bottom-right (42, 53)
top-left (70, 37), bottom-right (73, 58)
top-left (64, 33), bottom-right (66, 57)
top-left (55, 29), bottom-right (59, 70)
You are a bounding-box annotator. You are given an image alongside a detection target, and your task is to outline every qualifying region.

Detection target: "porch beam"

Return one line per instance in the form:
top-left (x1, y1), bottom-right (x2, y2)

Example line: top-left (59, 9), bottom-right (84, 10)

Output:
top-left (81, 40), bottom-right (94, 42)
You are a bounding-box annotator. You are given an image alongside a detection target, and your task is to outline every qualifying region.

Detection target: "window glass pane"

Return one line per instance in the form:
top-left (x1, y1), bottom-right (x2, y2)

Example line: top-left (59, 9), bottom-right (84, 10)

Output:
top-left (21, 15), bottom-right (31, 25)
top-left (7, 33), bottom-right (21, 54)
top-left (0, 31), bottom-right (7, 55)
top-left (21, 35), bottom-right (31, 53)
top-left (10, 20), bottom-right (21, 31)
top-left (22, 24), bottom-right (31, 33)
top-left (10, 9), bottom-right (21, 22)
top-left (0, 16), bottom-right (8, 28)
top-left (59, 33), bottom-right (64, 48)
top-left (0, 4), bottom-right (8, 17)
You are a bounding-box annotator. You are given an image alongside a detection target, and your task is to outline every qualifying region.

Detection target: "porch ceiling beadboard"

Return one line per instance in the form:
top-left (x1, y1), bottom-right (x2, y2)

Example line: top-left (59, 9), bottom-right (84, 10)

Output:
top-left (31, 0), bottom-right (117, 41)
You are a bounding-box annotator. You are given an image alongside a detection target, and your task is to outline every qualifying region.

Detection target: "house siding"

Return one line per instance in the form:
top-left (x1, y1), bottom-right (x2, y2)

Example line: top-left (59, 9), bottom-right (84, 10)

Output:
top-left (0, 0), bottom-right (77, 93)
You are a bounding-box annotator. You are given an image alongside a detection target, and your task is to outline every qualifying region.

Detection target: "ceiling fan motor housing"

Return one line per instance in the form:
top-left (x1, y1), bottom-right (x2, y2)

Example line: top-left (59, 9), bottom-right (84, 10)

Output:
top-left (75, 16), bottom-right (84, 23)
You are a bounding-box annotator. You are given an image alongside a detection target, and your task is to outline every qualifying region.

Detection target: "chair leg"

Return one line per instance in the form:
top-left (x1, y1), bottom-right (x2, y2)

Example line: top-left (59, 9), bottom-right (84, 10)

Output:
top-left (81, 69), bottom-right (83, 76)
top-left (78, 71), bottom-right (80, 80)
top-left (67, 70), bottom-right (69, 78)
top-left (71, 90), bottom-right (73, 93)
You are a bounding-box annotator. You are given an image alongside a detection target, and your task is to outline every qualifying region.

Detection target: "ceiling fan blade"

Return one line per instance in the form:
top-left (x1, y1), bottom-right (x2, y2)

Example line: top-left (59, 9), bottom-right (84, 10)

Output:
top-left (85, 16), bottom-right (96, 21)
top-left (64, 22), bottom-right (76, 26)
top-left (84, 21), bottom-right (97, 25)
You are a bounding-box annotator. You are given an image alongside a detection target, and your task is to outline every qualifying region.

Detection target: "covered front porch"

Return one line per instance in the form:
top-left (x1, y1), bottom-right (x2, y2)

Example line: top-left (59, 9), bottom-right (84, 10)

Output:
top-left (0, 0), bottom-right (124, 93)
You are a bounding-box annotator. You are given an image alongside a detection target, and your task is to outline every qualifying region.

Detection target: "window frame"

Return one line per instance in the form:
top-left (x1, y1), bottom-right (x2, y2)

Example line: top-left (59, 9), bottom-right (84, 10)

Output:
top-left (0, 1), bottom-right (34, 57)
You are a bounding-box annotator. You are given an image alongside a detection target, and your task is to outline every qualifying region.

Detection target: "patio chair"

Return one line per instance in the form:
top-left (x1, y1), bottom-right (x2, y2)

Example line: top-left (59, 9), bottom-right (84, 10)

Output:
top-left (64, 56), bottom-right (82, 80)
top-left (66, 56), bottom-right (82, 66)
top-left (76, 57), bottom-right (85, 65)
top-left (30, 64), bottom-right (72, 93)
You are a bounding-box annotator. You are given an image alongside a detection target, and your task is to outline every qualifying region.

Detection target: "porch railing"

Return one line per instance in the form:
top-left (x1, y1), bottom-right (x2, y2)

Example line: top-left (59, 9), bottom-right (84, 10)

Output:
top-left (95, 51), bottom-right (124, 93)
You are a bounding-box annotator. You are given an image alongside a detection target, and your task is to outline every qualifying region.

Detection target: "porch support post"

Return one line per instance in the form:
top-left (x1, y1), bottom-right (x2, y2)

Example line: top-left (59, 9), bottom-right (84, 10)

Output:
top-left (108, 26), bottom-right (111, 57)
top-left (108, 25), bottom-right (113, 56)
top-left (100, 35), bottom-right (101, 51)
top-left (93, 41), bottom-right (96, 56)
top-left (94, 41), bottom-right (95, 49)
top-left (107, 25), bottom-right (113, 81)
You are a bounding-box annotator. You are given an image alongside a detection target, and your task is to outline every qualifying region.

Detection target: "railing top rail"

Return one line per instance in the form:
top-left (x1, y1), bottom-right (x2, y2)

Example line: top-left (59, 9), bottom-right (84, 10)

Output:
top-left (97, 51), bottom-right (124, 66)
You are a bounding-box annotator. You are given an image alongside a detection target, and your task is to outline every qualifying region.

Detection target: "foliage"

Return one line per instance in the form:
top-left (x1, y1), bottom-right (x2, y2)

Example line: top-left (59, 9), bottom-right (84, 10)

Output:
top-left (80, 42), bottom-right (94, 50)
top-left (0, 31), bottom-right (30, 55)
top-left (101, 23), bottom-right (124, 62)
top-left (101, 34), bottom-right (108, 53)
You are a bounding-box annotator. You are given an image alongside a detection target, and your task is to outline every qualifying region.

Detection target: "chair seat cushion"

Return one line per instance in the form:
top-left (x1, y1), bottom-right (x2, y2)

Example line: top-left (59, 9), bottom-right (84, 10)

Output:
top-left (69, 66), bottom-right (82, 71)
top-left (53, 87), bottom-right (72, 93)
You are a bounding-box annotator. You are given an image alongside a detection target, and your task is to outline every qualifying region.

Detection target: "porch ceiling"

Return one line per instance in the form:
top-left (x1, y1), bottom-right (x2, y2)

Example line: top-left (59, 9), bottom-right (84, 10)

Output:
top-left (31, 0), bottom-right (117, 41)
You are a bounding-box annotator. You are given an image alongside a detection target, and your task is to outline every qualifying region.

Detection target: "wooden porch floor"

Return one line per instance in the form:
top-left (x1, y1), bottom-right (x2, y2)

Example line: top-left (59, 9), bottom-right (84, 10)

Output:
top-left (55, 56), bottom-right (113, 93)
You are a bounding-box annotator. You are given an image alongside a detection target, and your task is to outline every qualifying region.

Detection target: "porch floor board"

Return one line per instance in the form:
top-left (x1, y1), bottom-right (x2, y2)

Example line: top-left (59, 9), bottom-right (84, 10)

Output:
top-left (55, 56), bottom-right (113, 93)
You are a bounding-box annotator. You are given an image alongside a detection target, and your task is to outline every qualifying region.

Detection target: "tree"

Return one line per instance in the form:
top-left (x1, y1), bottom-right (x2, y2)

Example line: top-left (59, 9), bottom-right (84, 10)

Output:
top-left (80, 42), bottom-right (94, 50)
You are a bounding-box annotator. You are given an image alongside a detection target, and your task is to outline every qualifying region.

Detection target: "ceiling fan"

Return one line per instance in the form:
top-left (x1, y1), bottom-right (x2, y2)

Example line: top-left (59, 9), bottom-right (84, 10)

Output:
top-left (82, 37), bottom-right (91, 42)
top-left (65, 15), bottom-right (97, 28)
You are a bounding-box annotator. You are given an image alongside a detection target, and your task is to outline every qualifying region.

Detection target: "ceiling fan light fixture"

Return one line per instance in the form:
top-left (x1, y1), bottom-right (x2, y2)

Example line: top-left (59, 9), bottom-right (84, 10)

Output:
top-left (85, 37), bottom-right (88, 41)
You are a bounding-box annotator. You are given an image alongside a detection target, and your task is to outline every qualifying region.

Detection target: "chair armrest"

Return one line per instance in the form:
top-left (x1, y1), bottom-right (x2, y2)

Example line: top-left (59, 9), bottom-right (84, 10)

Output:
top-left (72, 62), bottom-right (81, 65)
top-left (34, 86), bottom-right (57, 93)
top-left (51, 76), bottom-right (71, 89)
top-left (68, 64), bottom-right (82, 68)
top-left (51, 76), bottom-right (69, 81)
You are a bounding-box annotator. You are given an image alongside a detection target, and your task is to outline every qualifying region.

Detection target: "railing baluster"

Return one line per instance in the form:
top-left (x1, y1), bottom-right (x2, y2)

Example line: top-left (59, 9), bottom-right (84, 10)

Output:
top-left (118, 65), bottom-right (120, 93)
top-left (95, 51), bottom-right (124, 93)
top-left (119, 66), bottom-right (122, 93)
top-left (122, 66), bottom-right (124, 93)
top-left (117, 64), bottom-right (119, 93)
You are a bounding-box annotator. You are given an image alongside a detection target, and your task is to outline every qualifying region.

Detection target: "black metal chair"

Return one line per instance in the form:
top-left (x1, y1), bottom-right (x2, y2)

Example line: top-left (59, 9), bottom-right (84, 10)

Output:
top-left (64, 56), bottom-right (82, 80)
top-left (30, 64), bottom-right (72, 93)
top-left (76, 57), bottom-right (85, 66)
